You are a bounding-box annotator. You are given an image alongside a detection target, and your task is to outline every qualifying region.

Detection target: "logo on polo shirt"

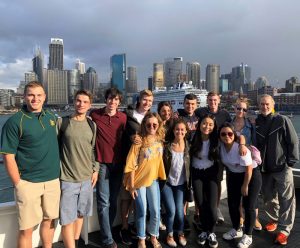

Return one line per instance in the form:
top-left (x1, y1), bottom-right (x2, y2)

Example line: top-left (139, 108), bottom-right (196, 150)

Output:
top-left (50, 119), bottom-right (55, 126)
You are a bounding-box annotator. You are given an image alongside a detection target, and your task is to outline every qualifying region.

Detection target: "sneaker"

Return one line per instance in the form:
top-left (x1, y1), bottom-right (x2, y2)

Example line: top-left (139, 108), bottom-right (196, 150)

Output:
top-left (265, 222), bottom-right (278, 232)
top-left (120, 228), bottom-right (132, 245)
top-left (216, 208), bottom-right (225, 224)
top-left (197, 231), bottom-right (207, 245)
top-left (237, 234), bottom-right (252, 248)
top-left (222, 228), bottom-right (243, 240)
top-left (207, 233), bottom-right (218, 248)
top-left (275, 232), bottom-right (288, 245)
top-left (178, 234), bottom-right (187, 247)
top-left (159, 220), bottom-right (167, 231)
top-left (166, 235), bottom-right (177, 247)
top-left (253, 219), bottom-right (262, 231)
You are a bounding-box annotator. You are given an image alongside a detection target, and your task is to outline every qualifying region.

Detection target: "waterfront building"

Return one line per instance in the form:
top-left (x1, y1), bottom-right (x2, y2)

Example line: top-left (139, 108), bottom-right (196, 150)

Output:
top-left (68, 69), bottom-right (81, 103)
top-left (186, 62), bottom-right (201, 87)
top-left (48, 38), bottom-right (64, 70)
top-left (110, 53), bottom-right (126, 94)
top-left (47, 69), bottom-right (68, 105)
top-left (231, 63), bottom-right (251, 92)
top-left (126, 66), bottom-right (137, 93)
top-left (0, 89), bottom-right (14, 107)
top-left (285, 76), bottom-right (300, 92)
top-left (32, 47), bottom-right (44, 85)
top-left (255, 76), bottom-right (269, 89)
top-left (219, 78), bottom-right (229, 93)
top-left (164, 57), bottom-right (183, 87)
top-left (206, 64), bottom-right (220, 93)
top-left (83, 67), bottom-right (99, 100)
top-left (24, 71), bottom-right (37, 83)
top-left (75, 59), bottom-right (86, 74)
top-left (153, 63), bottom-right (164, 88)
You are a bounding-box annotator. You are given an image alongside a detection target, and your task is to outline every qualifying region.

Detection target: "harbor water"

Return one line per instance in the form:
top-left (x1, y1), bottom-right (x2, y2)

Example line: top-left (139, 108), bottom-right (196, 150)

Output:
top-left (1, 113), bottom-right (300, 203)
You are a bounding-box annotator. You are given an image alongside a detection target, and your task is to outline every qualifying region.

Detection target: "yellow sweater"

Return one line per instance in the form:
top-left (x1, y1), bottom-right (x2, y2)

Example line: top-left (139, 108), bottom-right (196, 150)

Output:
top-left (124, 141), bottom-right (166, 190)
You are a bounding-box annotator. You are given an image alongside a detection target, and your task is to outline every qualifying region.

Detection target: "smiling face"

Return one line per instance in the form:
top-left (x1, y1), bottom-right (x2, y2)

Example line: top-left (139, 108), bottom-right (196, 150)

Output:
top-left (105, 94), bottom-right (120, 112)
top-left (184, 99), bottom-right (197, 116)
top-left (173, 122), bottom-right (187, 140)
top-left (260, 96), bottom-right (274, 116)
top-left (139, 95), bottom-right (153, 112)
top-left (207, 95), bottom-right (220, 113)
top-left (159, 105), bottom-right (172, 121)
top-left (74, 94), bottom-right (91, 115)
top-left (24, 86), bottom-right (46, 112)
top-left (145, 116), bottom-right (159, 135)
top-left (235, 102), bottom-right (248, 118)
top-left (200, 117), bottom-right (215, 136)
top-left (220, 127), bottom-right (235, 145)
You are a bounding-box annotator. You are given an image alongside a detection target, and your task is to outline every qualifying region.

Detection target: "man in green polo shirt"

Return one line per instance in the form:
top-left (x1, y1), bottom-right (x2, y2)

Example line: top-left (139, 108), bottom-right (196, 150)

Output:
top-left (0, 81), bottom-right (60, 248)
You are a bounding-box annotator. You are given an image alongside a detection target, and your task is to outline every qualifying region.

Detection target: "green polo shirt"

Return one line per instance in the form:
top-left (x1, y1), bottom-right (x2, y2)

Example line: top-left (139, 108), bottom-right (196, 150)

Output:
top-left (0, 106), bottom-right (60, 182)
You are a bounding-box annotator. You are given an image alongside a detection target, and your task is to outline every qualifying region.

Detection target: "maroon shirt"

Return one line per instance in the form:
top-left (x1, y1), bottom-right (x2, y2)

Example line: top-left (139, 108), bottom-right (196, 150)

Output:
top-left (90, 107), bottom-right (127, 164)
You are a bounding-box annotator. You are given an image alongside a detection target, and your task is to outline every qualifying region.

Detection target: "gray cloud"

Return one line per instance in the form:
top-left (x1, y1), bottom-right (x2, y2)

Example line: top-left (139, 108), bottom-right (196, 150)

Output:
top-left (0, 0), bottom-right (299, 89)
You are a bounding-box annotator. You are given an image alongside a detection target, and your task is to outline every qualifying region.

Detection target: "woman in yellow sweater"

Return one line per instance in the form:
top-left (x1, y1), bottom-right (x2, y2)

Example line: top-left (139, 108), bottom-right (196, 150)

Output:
top-left (124, 112), bottom-right (166, 248)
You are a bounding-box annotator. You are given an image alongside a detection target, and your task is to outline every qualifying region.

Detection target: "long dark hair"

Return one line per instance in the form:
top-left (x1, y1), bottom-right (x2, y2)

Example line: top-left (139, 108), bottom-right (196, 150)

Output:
top-left (165, 118), bottom-right (189, 142)
top-left (218, 122), bottom-right (238, 143)
top-left (190, 114), bottom-right (219, 161)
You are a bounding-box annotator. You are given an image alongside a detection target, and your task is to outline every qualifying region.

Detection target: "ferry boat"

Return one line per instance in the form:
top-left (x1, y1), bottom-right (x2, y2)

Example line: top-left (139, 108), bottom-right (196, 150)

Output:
top-left (151, 82), bottom-right (208, 112)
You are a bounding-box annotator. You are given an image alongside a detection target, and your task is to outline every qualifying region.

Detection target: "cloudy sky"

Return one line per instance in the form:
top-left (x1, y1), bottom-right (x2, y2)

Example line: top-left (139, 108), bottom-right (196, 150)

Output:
top-left (0, 0), bottom-right (299, 90)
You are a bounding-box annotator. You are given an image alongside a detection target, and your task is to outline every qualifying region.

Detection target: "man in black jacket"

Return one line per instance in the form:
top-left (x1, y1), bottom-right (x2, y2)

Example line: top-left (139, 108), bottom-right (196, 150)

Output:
top-left (256, 94), bottom-right (299, 246)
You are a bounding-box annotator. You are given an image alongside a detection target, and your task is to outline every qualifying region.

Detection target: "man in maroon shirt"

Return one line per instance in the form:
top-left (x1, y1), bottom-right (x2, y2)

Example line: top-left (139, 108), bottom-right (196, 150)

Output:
top-left (90, 88), bottom-right (127, 248)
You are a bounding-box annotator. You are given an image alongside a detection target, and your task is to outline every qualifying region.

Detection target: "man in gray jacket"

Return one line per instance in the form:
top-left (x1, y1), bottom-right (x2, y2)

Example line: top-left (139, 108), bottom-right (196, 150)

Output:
top-left (255, 94), bottom-right (299, 246)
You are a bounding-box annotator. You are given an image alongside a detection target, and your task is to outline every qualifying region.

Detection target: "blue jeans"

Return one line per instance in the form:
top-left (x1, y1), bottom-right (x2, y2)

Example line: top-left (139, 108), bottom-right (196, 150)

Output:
top-left (96, 163), bottom-right (123, 245)
top-left (161, 182), bottom-right (185, 235)
top-left (135, 180), bottom-right (160, 239)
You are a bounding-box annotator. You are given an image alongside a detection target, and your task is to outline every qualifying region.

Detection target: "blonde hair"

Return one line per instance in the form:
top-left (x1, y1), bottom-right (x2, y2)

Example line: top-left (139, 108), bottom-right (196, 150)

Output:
top-left (24, 81), bottom-right (45, 95)
top-left (236, 97), bottom-right (249, 107)
top-left (140, 112), bottom-right (165, 143)
top-left (139, 89), bottom-right (153, 99)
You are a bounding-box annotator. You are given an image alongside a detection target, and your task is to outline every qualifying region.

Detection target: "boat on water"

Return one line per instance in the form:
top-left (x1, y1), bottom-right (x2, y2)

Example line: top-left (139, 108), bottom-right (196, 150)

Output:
top-left (151, 82), bottom-right (208, 112)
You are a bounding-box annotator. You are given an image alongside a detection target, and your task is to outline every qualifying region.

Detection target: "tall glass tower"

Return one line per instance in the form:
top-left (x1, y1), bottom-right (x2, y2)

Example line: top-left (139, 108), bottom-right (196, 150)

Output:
top-left (32, 47), bottom-right (44, 85)
top-left (110, 54), bottom-right (126, 93)
top-left (48, 38), bottom-right (64, 70)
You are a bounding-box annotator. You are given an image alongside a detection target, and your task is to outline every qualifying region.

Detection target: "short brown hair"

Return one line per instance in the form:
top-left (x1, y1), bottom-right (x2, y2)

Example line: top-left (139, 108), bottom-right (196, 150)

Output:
top-left (139, 89), bottom-right (153, 99)
top-left (75, 90), bottom-right (93, 103)
top-left (24, 81), bottom-right (45, 95)
top-left (207, 91), bottom-right (220, 98)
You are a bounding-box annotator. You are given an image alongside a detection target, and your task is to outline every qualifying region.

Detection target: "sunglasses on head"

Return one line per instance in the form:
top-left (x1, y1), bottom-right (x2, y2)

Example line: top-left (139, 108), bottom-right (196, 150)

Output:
top-left (220, 132), bottom-right (234, 137)
top-left (236, 107), bottom-right (247, 113)
top-left (146, 123), bottom-right (158, 129)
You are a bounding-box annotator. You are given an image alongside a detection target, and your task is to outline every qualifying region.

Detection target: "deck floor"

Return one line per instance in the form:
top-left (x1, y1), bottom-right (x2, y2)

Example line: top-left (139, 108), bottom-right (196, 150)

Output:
top-left (53, 189), bottom-right (300, 248)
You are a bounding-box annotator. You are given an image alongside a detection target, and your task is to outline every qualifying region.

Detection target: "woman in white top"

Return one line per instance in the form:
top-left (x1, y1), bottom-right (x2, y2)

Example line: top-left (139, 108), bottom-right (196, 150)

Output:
top-left (219, 122), bottom-right (262, 248)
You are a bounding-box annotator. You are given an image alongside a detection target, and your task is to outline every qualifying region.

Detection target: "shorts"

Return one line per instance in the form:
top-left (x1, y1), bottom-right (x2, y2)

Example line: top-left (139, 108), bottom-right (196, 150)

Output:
top-left (15, 178), bottom-right (60, 230)
top-left (59, 179), bottom-right (93, 225)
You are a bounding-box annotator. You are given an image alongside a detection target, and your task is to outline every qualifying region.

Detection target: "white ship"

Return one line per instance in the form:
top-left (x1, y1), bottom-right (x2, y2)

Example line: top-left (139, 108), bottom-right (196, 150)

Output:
top-left (151, 82), bottom-right (208, 112)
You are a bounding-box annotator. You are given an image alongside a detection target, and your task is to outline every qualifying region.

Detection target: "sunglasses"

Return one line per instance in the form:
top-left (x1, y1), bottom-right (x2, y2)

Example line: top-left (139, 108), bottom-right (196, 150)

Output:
top-left (236, 107), bottom-right (247, 113)
top-left (146, 123), bottom-right (158, 129)
top-left (220, 132), bottom-right (234, 137)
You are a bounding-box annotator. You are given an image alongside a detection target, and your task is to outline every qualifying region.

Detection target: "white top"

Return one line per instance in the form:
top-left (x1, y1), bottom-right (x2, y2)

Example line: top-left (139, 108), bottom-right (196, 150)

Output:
top-left (133, 110), bottom-right (145, 124)
top-left (192, 140), bottom-right (214, 170)
top-left (220, 142), bottom-right (252, 173)
top-left (168, 150), bottom-right (186, 186)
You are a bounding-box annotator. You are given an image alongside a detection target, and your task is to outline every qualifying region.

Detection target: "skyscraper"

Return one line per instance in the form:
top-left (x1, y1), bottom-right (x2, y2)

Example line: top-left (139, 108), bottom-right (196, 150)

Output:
top-left (126, 66), bottom-right (137, 93)
top-left (83, 67), bottom-right (98, 98)
top-left (164, 57), bottom-right (183, 87)
top-left (47, 69), bottom-right (68, 104)
top-left (68, 69), bottom-right (81, 103)
top-left (110, 54), bottom-right (126, 93)
top-left (186, 62), bottom-right (201, 87)
top-left (75, 59), bottom-right (86, 74)
top-left (153, 63), bottom-right (164, 88)
top-left (206, 64), bottom-right (220, 93)
top-left (32, 47), bottom-right (44, 85)
top-left (231, 63), bottom-right (251, 92)
top-left (48, 38), bottom-right (64, 70)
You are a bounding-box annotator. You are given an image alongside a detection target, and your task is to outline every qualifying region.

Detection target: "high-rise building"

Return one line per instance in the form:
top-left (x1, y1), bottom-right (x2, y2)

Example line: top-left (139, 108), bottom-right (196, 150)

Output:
top-left (206, 64), bottom-right (220, 93)
top-left (255, 76), bottom-right (269, 89)
top-left (110, 54), bottom-right (126, 93)
top-left (68, 69), bottom-right (81, 103)
top-left (47, 69), bottom-right (68, 105)
top-left (164, 57), bottom-right (183, 87)
top-left (186, 62), bottom-right (201, 87)
top-left (75, 59), bottom-right (86, 74)
top-left (24, 71), bottom-right (37, 83)
top-left (48, 38), bottom-right (64, 70)
top-left (148, 76), bottom-right (153, 91)
top-left (83, 67), bottom-right (98, 98)
top-left (32, 47), bottom-right (44, 85)
top-left (231, 63), bottom-right (251, 92)
top-left (153, 63), bottom-right (164, 89)
top-left (126, 66), bottom-right (137, 93)
top-left (285, 76), bottom-right (300, 92)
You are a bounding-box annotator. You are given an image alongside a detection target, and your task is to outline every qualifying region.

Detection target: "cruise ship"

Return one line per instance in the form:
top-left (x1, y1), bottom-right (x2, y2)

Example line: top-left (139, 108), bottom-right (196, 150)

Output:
top-left (151, 82), bottom-right (208, 112)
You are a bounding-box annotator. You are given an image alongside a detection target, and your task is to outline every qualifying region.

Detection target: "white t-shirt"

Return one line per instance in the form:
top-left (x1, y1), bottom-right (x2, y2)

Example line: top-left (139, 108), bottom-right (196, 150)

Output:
top-left (133, 110), bottom-right (145, 124)
top-left (168, 151), bottom-right (186, 186)
top-left (192, 140), bottom-right (214, 170)
top-left (220, 142), bottom-right (252, 173)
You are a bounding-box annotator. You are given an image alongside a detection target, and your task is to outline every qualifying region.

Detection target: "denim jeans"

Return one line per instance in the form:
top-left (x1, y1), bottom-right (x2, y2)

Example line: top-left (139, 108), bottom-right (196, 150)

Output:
top-left (96, 163), bottom-right (123, 245)
top-left (161, 182), bottom-right (185, 235)
top-left (135, 180), bottom-right (160, 239)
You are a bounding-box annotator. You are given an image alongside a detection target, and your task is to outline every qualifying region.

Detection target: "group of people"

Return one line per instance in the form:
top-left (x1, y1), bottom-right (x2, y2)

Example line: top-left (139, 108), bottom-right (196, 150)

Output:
top-left (0, 81), bottom-right (298, 248)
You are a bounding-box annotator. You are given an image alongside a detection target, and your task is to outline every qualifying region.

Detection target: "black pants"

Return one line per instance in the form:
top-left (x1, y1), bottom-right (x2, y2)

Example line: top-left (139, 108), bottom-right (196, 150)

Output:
top-left (192, 165), bottom-right (219, 233)
top-left (226, 168), bottom-right (262, 235)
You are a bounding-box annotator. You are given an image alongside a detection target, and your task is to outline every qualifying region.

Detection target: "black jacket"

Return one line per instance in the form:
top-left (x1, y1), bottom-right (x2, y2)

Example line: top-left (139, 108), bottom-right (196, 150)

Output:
top-left (256, 113), bottom-right (299, 173)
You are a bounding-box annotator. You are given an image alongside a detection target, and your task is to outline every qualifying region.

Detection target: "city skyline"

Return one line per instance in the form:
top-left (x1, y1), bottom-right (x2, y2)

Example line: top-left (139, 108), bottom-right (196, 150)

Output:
top-left (0, 0), bottom-right (299, 89)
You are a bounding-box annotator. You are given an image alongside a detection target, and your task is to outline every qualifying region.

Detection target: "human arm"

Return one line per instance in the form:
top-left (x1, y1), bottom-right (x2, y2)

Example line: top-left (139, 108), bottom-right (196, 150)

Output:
top-left (284, 117), bottom-right (299, 165)
top-left (241, 165), bottom-right (253, 196)
top-left (128, 170), bottom-right (138, 199)
top-left (239, 134), bottom-right (247, 156)
top-left (3, 154), bottom-right (21, 186)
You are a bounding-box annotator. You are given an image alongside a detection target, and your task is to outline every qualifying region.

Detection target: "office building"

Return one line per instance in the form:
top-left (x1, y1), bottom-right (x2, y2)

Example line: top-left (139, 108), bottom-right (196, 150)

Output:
top-left (164, 57), bottom-right (183, 87)
top-left (47, 69), bottom-right (68, 105)
top-left (231, 63), bottom-right (251, 92)
top-left (111, 54), bottom-right (126, 93)
top-left (206, 64), bottom-right (220, 93)
top-left (83, 67), bottom-right (98, 98)
top-left (186, 62), bottom-right (201, 87)
top-left (48, 38), bottom-right (64, 70)
top-left (126, 66), bottom-right (137, 93)
top-left (24, 72), bottom-right (37, 83)
top-left (32, 47), bottom-right (44, 84)
top-left (285, 76), bottom-right (300, 92)
top-left (148, 76), bottom-right (153, 90)
top-left (255, 76), bottom-right (269, 89)
top-left (75, 59), bottom-right (86, 74)
top-left (68, 69), bottom-right (81, 103)
top-left (153, 63), bottom-right (164, 88)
